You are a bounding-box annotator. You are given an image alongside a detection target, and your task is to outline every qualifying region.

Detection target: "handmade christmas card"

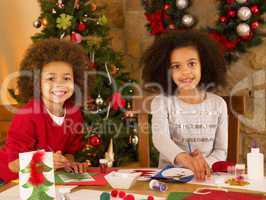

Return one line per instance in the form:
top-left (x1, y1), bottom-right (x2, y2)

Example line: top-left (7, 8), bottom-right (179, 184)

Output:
top-left (19, 150), bottom-right (56, 200)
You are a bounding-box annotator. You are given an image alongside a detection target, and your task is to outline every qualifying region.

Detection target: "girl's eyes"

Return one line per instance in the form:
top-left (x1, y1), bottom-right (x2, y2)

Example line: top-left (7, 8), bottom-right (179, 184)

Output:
top-left (64, 77), bottom-right (72, 81)
top-left (47, 77), bottom-right (55, 81)
top-left (46, 77), bottom-right (72, 81)
top-left (188, 61), bottom-right (197, 68)
top-left (170, 64), bottom-right (180, 69)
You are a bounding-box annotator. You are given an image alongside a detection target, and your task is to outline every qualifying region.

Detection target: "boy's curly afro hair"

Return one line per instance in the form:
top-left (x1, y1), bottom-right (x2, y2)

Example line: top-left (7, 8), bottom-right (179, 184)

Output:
top-left (141, 30), bottom-right (227, 95)
top-left (18, 38), bottom-right (92, 104)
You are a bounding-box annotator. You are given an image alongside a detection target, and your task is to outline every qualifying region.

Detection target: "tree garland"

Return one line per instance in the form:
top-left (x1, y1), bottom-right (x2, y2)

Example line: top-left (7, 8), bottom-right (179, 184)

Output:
top-left (142, 0), bottom-right (266, 63)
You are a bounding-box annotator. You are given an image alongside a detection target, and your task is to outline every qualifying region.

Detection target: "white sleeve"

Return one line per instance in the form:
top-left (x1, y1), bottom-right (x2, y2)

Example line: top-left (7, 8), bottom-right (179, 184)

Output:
top-left (206, 99), bottom-right (228, 166)
top-left (151, 95), bottom-right (185, 165)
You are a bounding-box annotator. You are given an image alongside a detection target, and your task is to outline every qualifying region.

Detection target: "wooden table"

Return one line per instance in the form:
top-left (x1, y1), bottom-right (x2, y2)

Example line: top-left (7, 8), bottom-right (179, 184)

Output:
top-left (1, 179), bottom-right (264, 198)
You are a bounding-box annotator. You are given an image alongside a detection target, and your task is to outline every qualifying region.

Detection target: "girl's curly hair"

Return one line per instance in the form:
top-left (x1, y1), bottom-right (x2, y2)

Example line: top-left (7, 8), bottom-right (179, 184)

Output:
top-left (18, 38), bottom-right (92, 104)
top-left (141, 30), bottom-right (227, 95)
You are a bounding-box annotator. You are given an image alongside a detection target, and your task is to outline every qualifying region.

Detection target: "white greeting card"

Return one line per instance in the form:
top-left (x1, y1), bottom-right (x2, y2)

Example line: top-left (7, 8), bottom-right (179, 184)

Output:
top-left (19, 150), bottom-right (56, 200)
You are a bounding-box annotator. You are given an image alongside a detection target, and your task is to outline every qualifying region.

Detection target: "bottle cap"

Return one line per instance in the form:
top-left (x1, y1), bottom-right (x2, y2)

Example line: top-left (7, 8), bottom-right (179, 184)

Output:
top-left (251, 148), bottom-right (260, 153)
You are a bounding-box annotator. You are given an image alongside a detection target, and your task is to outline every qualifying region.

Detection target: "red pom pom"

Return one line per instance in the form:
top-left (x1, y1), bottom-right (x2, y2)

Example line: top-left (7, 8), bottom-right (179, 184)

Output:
top-left (111, 189), bottom-right (118, 197)
top-left (77, 22), bottom-right (87, 32)
top-left (124, 194), bottom-right (135, 200)
top-left (227, 9), bottom-right (236, 18)
top-left (147, 196), bottom-right (154, 200)
top-left (212, 161), bottom-right (235, 172)
top-left (250, 4), bottom-right (259, 15)
top-left (219, 16), bottom-right (227, 23)
top-left (119, 191), bottom-right (126, 198)
top-left (251, 21), bottom-right (259, 30)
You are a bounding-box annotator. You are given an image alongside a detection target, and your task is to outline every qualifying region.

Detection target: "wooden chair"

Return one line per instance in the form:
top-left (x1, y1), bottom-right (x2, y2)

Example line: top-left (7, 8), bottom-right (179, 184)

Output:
top-left (132, 95), bottom-right (245, 167)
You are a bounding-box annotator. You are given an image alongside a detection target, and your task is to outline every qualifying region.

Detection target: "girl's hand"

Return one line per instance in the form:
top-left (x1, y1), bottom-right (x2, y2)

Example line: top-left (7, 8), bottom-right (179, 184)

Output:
top-left (191, 149), bottom-right (211, 179)
top-left (53, 151), bottom-right (69, 170)
top-left (175, 152), bottom-right (210, 180)
top-left (70, 162), bottom-right (90, 173)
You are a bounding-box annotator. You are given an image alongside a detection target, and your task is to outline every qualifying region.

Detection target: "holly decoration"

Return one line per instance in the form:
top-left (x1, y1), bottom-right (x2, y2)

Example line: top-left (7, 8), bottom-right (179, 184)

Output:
top-left (20, 151), bottom-right (54, 200)
top-left (142, 0), bottom-right (266, 64)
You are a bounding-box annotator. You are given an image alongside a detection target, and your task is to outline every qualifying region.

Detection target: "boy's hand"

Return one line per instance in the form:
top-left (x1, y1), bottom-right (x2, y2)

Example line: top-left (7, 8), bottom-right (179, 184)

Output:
top-left (70, 161), bottom-right (91, 173)
top-left (53, 151), bottom-right (69, 170)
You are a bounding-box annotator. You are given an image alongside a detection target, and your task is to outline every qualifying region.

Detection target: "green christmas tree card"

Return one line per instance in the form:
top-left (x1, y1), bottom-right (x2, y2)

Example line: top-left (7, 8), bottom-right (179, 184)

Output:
top-left (19, 150), bottom-right (56, 200)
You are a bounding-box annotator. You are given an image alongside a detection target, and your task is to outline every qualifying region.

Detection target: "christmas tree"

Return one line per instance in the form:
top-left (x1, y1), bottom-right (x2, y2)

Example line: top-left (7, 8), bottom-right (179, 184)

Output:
top-left (11, 0), bottom-right (138, 166)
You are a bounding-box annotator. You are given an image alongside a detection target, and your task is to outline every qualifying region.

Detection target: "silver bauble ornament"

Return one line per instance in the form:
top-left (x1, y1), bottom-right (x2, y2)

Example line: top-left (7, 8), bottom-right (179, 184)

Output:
top-left (237, 7), bottom-right (252, 21)
top-left (95, 94), bottom-right (104, 105)
top-left (236, 23), bottom-right (250, 37)
top-left (236, 0), bottom-right (247, 3)
top-left (176, 0), bottom-right (189, 10)
top-left (33, 19), bottom-right (41, 28)
top-left (130, 135), bottom-right (139, 145)
top-left (182, 14), bottom-right (195, 27)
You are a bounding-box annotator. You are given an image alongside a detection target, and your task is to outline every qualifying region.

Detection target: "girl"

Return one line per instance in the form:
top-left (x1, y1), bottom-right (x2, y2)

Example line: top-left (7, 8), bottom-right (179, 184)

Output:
top-left (142, 30), bottom-right (228, 180)
top-left (0, 39), bottom-right (92, 183)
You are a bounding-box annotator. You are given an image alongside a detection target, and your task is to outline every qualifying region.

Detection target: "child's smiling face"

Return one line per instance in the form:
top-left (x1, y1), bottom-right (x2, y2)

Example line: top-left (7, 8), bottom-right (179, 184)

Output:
top-left (170, 46), bottom-right (201, 92)
top-left (41, 61), bottom-right (74, 105)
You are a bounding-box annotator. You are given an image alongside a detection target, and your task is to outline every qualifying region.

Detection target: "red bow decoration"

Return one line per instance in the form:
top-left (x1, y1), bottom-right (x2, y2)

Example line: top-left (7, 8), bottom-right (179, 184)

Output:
top-left (111, 92), bottom-right (126, 111)
top-left (208, 31), bottom-right (240, 51)
top-left (145, 10), bottom-right (166, 35)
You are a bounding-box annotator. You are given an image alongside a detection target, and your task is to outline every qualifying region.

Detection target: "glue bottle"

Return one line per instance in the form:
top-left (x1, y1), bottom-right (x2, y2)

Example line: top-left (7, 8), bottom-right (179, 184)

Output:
top-left (247, 141), bottom-right (264, 180)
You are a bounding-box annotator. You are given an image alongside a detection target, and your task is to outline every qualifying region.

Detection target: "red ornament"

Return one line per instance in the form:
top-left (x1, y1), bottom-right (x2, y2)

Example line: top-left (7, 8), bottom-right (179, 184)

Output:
top-left (70, 32), bottom-right (82, 43)
top-left (147, 196), bottom-right (155, 200)
top-left (77, 22), bottom-right (87, 32)
top-left (242, 32), bottom-right (253, 41)
top-left (124, 194), bottom-right (135, 200)
top-left (251, 21), bottom-right (259, 30)
top-left (111, 92), bottom-right (126, 111)
top-left (111, 189), bottom-right (118, 197)
top-left (219, 16), bottom-right (227, 23)
top-left (227, 9), bottom-right (236, 18)
top-left (88, 134), bottom-right (102, 147)
top-left (250, 4), bottom-right (260, 15)
top-left (226, 0), bottom-right (234, 4)
top-left (119, 191), bottom-right (126, 198)
top-left (164, 3), bottom-right (171, 10)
